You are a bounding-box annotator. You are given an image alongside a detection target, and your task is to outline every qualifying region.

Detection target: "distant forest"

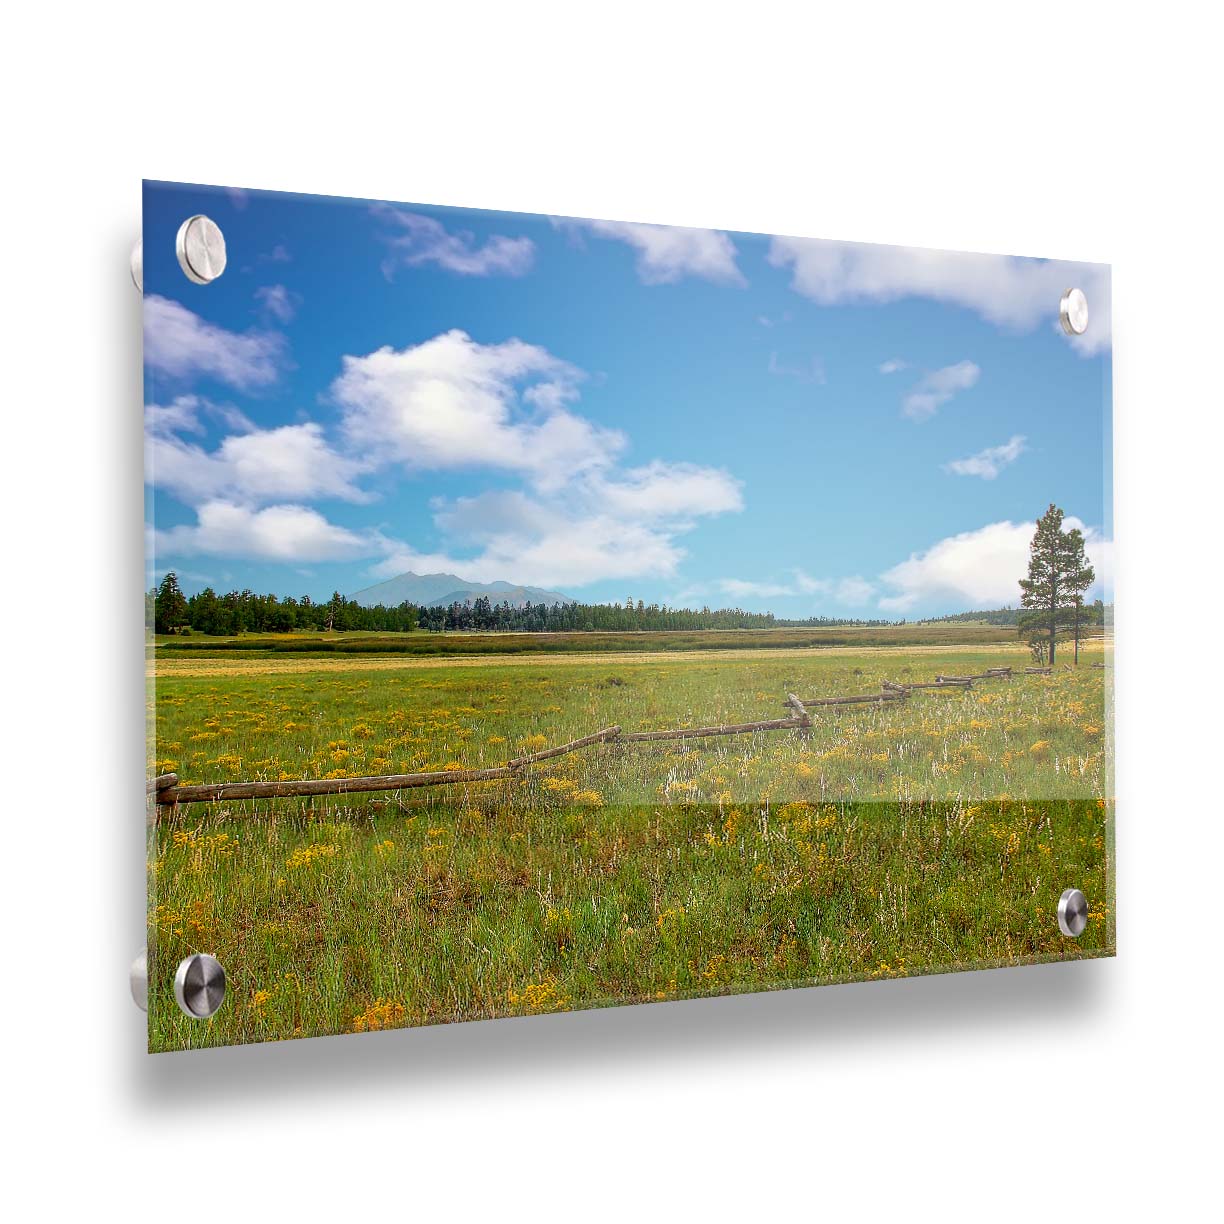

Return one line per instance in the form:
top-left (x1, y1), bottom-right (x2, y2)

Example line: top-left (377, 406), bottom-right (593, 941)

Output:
top-left (921, 603), bottom-right (1109, 627)
top-left (147, 573), bottom-right (895, 637)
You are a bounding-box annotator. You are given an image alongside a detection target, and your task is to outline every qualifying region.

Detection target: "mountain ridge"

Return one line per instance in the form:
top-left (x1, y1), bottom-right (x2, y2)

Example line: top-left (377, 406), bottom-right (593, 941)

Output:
top-left (350, 571), bottom-right (573, 609)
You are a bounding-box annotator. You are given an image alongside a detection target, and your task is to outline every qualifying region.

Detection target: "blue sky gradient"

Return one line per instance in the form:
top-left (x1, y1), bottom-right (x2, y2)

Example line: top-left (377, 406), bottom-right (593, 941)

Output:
top-left (143, 180), bottom-right (1111, 618)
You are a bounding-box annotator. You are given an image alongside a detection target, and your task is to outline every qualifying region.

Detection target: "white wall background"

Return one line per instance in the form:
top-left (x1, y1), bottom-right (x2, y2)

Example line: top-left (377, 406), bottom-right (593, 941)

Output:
top-left (3, 3), bottom-right (1219, 1216)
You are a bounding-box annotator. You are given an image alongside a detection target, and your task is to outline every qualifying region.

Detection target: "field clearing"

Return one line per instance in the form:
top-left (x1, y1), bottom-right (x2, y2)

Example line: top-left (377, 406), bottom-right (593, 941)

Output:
top-left (148, 639), bottom-right (1113, 1052)
top-left (151, 636), bottom-right (1086, 680)
top-left (152, 621), bottom-right (1025, 660)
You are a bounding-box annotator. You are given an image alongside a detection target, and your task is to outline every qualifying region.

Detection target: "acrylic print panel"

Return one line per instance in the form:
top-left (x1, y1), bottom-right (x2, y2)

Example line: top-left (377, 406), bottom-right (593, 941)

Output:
top-left (143, 181), bottom-right (1114, 1052)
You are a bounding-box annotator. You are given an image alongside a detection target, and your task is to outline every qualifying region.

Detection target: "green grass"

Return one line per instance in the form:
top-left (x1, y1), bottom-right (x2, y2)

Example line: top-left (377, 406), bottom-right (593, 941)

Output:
top-left (147, 641), bottom-right (1113, 1051)
top-left (153, 622), bottom-right (1020, 656)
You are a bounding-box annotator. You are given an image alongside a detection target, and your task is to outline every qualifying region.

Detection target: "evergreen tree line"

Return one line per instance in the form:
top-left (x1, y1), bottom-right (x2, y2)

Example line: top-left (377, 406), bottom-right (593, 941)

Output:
top-left (148, 576), bottom-right (418, 636)
top-left (922, 603), bottom-right (1108, 628)
top-left (148, 573), bottom-right (894, 637)
top-left (412, 596), bottom-right (892, 633)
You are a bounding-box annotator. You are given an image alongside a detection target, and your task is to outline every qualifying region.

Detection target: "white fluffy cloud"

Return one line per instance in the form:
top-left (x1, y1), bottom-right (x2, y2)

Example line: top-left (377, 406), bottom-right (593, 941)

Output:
top-left (879, 518), bottom-right (1111, 612)
top-left (373, 512), bottom-right (688, 590)
top-left (901, 360), bottom-right (980, 421)
top-left (370, 452), bottom-right (743, 589)
top-left (568, 219), bottom-right (745, 286)
top-left (375, 208), bottom-right (535, 277)
top-left (944, 434), bottom-right (1026, 480)
top-left (333, 329), bottom-right (621, 490)
top-left (768, 238), bottom-right (1111, 356)
top-left (143, 296), bottom-right (285, 389)
top-left (156, 501), bottom-right (381, 563)
top-left (146, 420), bottom-right (369, 506)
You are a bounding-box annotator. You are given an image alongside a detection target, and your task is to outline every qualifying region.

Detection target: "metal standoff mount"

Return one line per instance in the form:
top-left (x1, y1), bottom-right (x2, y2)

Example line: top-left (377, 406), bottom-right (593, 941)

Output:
top-left (1057, 887), bottom-right (1089, 938)
top-left (130, 239), bottom-right (143, 293)
top-left (1059, 287), bottom-right (1088, 336)
top-left (175, 215), bottom-right (227, 284)
top-left (130, 949), bottom-right (147, 1012)
top-left (174, 953), bottom-right (227, 1018)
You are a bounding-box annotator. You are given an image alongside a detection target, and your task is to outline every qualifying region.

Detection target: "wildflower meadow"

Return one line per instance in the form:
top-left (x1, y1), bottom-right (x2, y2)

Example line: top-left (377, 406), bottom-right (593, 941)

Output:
top-left (148, 633), bottom-right (1113, 1051)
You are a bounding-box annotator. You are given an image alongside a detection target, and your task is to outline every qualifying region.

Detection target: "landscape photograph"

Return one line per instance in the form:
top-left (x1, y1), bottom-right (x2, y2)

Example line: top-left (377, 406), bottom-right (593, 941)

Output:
top-left (143, 181), bottom-right (1113, 1051)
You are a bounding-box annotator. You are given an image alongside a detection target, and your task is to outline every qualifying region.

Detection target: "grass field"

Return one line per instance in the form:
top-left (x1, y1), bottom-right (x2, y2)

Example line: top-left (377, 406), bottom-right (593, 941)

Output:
top-left (153, 622), bottom-right (1020, 657)
top-left (147, 636), bottom-right (1113, 1052)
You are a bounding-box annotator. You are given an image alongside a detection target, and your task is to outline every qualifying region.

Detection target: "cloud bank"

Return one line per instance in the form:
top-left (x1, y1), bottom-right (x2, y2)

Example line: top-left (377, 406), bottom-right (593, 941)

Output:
top-left (144, 296), bottom-right (285, 390)
top-left (149, 330), bottom-right (743, 586)
top-left (768, 237), bottom-right (1111, 355)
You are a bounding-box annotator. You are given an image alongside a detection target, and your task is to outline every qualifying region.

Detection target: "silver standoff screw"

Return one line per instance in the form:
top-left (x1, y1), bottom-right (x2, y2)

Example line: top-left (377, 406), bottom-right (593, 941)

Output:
top-left (1058, 887), bottom-right (1089, 938)
top-left (174, 953), bottom-right (227, 1019)
top-left (130, 949), bottom-right (148, 1012)
top-left (175, 215), bottom-right (227, 284)
top-left (1059, 287), bottom-right (1088, 336)
top-left (130, 239), bottom-right (143, 293)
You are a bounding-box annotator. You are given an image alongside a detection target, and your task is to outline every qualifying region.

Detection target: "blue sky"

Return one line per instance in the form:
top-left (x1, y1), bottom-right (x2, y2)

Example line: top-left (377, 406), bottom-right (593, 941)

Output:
top-left (144, 180), bottom-right (1112, 619)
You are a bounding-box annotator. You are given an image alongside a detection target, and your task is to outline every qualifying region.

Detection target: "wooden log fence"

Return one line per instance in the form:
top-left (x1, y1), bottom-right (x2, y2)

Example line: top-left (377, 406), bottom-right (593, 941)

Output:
top-left (791, 692), bottom-right (907, 708)
top-left (620, 717), bottom-right (807, 744)
top-left (785, 692), bottom-right (812, 727)
top-left (885, 678), bottom-right (970, 691)
top-left (884, 667), bottom-right (1012, 694)
top-left (151, 660), bottom-right (1055, 811)
top-left (505, 727), bottom-right (623, 768)
top-left (161, 727), bottom-right (623, 807)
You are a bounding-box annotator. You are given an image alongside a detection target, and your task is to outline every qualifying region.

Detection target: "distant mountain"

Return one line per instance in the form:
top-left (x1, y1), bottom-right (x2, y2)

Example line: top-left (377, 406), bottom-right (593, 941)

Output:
top-left (350, 571), bottom-right (573, 610)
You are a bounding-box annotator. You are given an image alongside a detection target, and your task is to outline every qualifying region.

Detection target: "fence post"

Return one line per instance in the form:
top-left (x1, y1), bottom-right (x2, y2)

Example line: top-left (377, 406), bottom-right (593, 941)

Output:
top-left (786, 693), bottom-right (812, 740)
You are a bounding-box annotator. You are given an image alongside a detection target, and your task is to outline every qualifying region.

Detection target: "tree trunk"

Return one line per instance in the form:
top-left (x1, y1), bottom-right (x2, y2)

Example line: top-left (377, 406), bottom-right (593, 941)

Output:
top-left (1047, 577), bottom-right (1057, 665)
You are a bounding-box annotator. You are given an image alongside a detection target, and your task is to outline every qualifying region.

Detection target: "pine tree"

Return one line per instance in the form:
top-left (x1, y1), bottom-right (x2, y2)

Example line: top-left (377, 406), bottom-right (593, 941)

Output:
top-left (1018, 504), bottom-right (1093, 666)
top-left (154, 572), bottom-right (188, 635)
top-left (325, 591), bottom-right (345, 632)
top-left (1063, 526), bottom-right (1096, 664)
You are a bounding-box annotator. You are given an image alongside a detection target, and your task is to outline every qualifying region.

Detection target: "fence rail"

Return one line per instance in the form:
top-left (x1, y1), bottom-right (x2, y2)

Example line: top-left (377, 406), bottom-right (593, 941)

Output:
top-left (150, 661), bottom-right (1043, 811)
top-left (158, 727), bottom-right (622, 806)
